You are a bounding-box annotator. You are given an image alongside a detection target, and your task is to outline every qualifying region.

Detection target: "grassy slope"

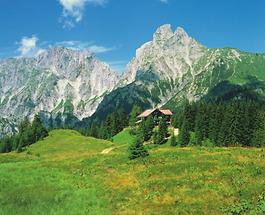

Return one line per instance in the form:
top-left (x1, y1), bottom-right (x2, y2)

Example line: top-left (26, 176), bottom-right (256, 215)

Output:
top-left (112, 128), bottom-right (136, 145)
top-left (0, 130), bottom-right (265, 214)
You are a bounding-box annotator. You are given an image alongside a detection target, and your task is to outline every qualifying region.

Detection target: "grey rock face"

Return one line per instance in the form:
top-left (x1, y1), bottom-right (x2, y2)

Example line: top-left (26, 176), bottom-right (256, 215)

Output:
top-left (119, 24), bottom-right (206, 86)
top-left (0, 47), bottom-right (118, 127)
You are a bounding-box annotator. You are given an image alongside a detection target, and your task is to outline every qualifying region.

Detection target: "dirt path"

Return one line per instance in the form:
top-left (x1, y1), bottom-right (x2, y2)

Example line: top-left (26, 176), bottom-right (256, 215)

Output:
top-left (101, 144), bottom-right (127, 155)
top-left (101, 147), bottom-right (115, 154)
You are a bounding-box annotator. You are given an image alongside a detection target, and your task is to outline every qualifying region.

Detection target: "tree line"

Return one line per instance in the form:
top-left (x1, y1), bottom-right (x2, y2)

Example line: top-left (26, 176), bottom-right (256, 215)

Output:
top-left (0, 115), bottom-right (48, 153)
top-left (80, 108), bottom-right (129, 140)
top-left (175, 100), bottom-right (265, 147)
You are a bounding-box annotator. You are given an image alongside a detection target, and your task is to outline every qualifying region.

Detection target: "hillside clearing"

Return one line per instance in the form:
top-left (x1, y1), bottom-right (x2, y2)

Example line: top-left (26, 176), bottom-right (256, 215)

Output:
top-left (0, 129), bottom-right (265, 214)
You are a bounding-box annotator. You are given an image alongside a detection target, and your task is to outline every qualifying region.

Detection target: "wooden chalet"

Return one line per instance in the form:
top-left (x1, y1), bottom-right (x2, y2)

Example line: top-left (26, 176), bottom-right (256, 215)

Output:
top-left (137, 108), bottom-right (173, 124)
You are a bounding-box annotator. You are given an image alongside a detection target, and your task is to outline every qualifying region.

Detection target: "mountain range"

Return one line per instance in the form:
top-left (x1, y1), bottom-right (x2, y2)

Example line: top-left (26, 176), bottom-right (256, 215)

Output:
top-left (1, 24), bottom-right (265, 136)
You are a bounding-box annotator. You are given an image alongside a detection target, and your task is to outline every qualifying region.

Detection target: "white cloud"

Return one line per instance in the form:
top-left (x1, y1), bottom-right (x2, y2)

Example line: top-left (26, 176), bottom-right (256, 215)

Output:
top-left (88, 45), bottom-right (114, 53)
top-left (16, 36), bottom-right (115, 58)
top-left (56, 40), bottom-right (115, 53)
top-left (159, 0), bottom-right (168, 3)
top-left (59, 0), bottom-right (108, 28)
top-left (106, 60), bottom-right (127, 73)
top-left (17, 35), bottom-right (44, 57)
top-left (18, 36), bottom-right (38, 56)
top-left (56, 40), bottom-right (93, 49)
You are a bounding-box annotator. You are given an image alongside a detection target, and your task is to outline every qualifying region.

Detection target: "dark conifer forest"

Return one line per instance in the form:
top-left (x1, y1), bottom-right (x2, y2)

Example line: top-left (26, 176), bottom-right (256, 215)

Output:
top-left (81, 99), bottom-right (265, 149)
top-left (0, 115), bottom-right (48, 153)
top-left (174, 100), bottom-right (265, 147)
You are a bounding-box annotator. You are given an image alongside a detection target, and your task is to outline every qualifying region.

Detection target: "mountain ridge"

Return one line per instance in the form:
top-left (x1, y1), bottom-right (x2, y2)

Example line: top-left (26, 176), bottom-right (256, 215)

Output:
top-left (88, 25), bottom-right (265, 124)
top-left (1, 25), bottom-right (265, 135)
top-left (0, 46), bottom-right (118, 136)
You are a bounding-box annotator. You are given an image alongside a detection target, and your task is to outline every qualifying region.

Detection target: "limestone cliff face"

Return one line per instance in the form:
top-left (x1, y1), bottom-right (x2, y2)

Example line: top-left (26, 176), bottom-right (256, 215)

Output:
top-left (0, 47), bottom-right (118, 134)
top-left (120, 24), bottom-right (206, 85)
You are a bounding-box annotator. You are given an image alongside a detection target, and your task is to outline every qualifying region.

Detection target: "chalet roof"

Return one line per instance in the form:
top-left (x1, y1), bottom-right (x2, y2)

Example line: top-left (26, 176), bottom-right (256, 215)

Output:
top-left (137, 108), bottom-right (173, 118)
top-left (159, 109), bottom-right (173, 116)
top-left (137, 109), bottom-right (155, 118)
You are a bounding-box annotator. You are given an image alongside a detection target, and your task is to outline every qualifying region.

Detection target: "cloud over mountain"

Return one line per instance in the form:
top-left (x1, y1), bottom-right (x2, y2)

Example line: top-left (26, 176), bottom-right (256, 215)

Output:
top-left (59, 0), bottom-right (108, 28)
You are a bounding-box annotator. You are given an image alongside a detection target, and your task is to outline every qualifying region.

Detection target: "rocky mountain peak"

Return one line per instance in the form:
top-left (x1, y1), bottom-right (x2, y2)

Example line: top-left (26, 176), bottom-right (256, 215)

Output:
top-left (0, 45), bottom-right (119, 130)
top-left (36, 46), bottom-right (96, 80)
top-left (175, 27), bottom-right (189, 39)
top-left (153, 24), bottom-right (174, 43)
top-left (120, 25), bottom-right (206, 85)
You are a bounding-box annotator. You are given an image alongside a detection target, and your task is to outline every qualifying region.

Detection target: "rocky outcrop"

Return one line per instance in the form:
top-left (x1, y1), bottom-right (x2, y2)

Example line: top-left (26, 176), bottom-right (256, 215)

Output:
top-left (0, 47), bottom-right (118, 126)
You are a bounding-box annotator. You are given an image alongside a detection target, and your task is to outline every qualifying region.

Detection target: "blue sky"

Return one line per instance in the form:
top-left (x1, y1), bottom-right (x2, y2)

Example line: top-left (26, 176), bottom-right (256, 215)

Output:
top-left (0, 0), bottom-right (264, 72)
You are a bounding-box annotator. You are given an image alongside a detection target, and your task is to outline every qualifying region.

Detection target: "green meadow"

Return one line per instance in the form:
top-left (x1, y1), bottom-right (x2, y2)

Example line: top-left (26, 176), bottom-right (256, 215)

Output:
top-left (0, 129), bottom-right (265, 214)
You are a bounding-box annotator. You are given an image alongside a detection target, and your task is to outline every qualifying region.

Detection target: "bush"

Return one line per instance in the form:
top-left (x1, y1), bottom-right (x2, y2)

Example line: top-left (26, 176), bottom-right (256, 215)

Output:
top-left (251, 129), bottom-right (265, 147)
top-left (201, 139), bottom-right (215, 147)
top-left (129, 127), bottom-right (138, 136)
top-left (188, 132), bottom-right (197, 146)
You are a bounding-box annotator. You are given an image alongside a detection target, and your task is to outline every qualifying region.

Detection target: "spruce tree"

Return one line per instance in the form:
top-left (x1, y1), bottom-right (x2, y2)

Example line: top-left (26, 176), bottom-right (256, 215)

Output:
top-left (208, 105), bottom-right (223, 144)
top-left (31, 115), bottom-right (48, 142)
top-left (251, 111), bottom-right (265, 147)
top-left (159, 117), bottom-right (168, 139)
top-left (170, 134), bottom-right (177, 146)
top-left (117, 108), bottom-right (128, 129)
top-left (251, 128), bottom-right (265, 147)
top-left (144, 116), bottom-right (155, 141)
top-left (98, 123), bottom-right (107, 139)
top-left (194, 103), bottom-right (209, 144)
top-left (153, 130), bottom-right (159, 144)
top-left (17, 142), bottom-right (23, 153)
top-left (183, 101), bottom-right (196, 131)
top-left (18, 117), bottom-right (31, 133)
top-left (90, 123), bottom-right (98, 138)
top-left (128, 138), bottom-right (149, 160)
top-left (129, 105), bottom-right (141, 127)
top-left (179, 121), bottom-right (190, 146)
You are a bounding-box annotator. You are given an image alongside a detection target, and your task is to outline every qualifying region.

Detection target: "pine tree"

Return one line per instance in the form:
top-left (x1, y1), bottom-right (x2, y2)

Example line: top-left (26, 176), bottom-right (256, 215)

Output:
top-left (208, 105), bottom-right (223, 144)
top-left (154, 117), bottom-right (168, 145)
top-left (117, 108), bottom-right (128, 129)
top-left (98, 123), bottom-right (108, 139)
top-left (128, 138), bottom-right (149, 160)
top-left (159, 117), bottom-right (168, 139)
top-left (31, 115), bottom-right (48, 142)
top-left (172, 109), bottom-right (183, 128)
top-left (144, 116), bottom-right (155, 141)
top-left (226, 102), bottom-right (242, 146)
top-left (89, 123), bottom-right (98, 138)
top-left (250, 111), bottom-right (265, 147)
top-left (12, 136), bottom-right (20, 151)
top-left (153, 130), bottom-right (159, 144)
top-left (217, 111), bottom-right (230, 147)
top-left (129, 105), bottom-right (141, 127)
top-left (194, 103), bottom-right (209, 144)
top-left (183, 101), bottom-right (196, 131)
top-left (17, 142), bottom-right (23, 153)
top-left (18, 117), bottom-right (31, 133)
top-left (0, 137), bottom-right (12, 153)
top-left (251, 128), bottom-right (265, 147)
top-left (179, 121), bottom-right (190, 146)
top-left (170, 134), bottom-right (177, 146)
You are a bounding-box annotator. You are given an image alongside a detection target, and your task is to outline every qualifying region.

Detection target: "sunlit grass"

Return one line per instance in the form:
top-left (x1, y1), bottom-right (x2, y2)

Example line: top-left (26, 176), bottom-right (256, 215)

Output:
top-left (0, 129), bottom-right (264, 214)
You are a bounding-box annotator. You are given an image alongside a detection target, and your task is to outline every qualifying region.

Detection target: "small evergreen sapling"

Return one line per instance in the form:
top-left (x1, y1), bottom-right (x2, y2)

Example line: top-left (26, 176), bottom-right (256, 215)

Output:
top-left (170, 134), bottom-right (177, 146)
top-left (128, 138), bottom-right (149, 160)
